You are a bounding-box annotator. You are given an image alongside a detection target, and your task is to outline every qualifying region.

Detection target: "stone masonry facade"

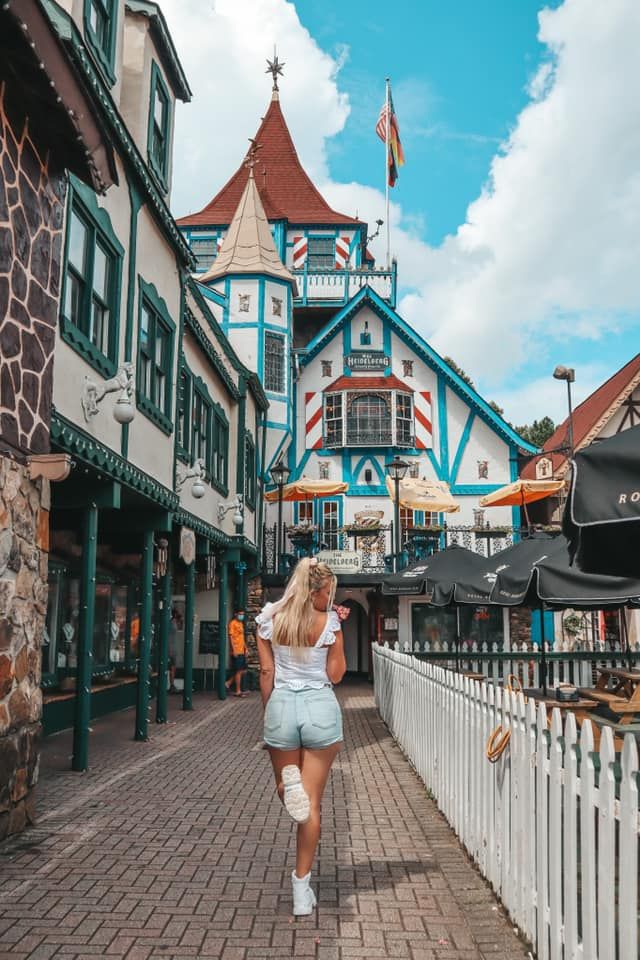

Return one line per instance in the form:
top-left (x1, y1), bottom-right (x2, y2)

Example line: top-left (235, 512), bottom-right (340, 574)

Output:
top-left (0, 459), bottom-right (48, 839)
top-left (0, 80), bottom-right (66, 454)
top-left (0, 79), bottom-right (66, 837)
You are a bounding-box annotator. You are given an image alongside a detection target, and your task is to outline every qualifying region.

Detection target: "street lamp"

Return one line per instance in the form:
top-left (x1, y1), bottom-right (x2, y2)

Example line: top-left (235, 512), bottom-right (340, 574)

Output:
top-left (553, 365), bottom-right (576, 459)
top-left (270, 459), bottom-right (290, 574)
top-left (386, 455), bottom-right (409, 572)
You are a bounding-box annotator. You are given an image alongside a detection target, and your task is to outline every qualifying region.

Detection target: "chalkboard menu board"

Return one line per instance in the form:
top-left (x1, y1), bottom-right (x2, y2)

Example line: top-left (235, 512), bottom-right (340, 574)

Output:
top-left (199, 620), bottom-right (220, 655)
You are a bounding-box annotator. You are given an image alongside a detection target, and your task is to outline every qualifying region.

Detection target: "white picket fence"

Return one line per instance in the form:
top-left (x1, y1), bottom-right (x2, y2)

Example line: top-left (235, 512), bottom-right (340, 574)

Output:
top-left (373, 643), bottom-right (639, 960)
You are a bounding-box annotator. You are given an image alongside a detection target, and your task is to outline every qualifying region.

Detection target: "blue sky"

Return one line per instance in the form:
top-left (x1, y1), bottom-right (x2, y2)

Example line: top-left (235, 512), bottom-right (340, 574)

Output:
top-left (299, 0), bottom-right (560, 245)
top-left (166, 0), bottom-right (640, 428)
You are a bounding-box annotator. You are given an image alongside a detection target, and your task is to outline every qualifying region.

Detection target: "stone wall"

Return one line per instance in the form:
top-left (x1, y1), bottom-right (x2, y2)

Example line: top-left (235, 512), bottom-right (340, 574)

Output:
top-left (0, 459), bottom-right (48, 840)
top-left (509, 607), bottom-right (532, 648)
top-left (0, 79), bottom-right (66, 454)
top-left (245, 576), bottom-right (265, 669)
top-left (0, 79), bottom-right (65, 838)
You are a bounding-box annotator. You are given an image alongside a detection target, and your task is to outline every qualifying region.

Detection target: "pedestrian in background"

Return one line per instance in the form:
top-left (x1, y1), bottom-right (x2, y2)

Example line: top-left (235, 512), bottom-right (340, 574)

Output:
top-left (227, 609), bottom-right (248, 697)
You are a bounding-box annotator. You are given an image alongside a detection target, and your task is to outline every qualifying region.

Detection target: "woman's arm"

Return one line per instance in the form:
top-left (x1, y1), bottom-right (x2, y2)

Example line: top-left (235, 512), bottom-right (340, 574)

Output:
top-left (326, 629), bottom-right (347, 684)
top-left (257, 634), bottom-right (275, 706)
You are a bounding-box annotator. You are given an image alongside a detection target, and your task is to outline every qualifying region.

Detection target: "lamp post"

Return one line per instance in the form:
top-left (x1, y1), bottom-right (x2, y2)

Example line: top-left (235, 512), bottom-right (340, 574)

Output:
top-left (553, 365), bottom-right (576, 459)
top-left (270, 460), bottom-right (290, 574)
top-left (386, 455), bottom-right (409, 572)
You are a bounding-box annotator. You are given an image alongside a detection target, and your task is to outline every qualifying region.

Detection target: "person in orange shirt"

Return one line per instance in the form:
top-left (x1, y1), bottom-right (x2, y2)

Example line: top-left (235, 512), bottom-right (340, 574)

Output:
top-left (226, 609), bottom-right (248, 697)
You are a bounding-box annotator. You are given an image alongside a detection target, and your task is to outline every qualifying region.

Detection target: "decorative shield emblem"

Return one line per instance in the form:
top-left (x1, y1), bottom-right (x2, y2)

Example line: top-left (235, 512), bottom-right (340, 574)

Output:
top-left (180, 527), bottom-right (196, 565)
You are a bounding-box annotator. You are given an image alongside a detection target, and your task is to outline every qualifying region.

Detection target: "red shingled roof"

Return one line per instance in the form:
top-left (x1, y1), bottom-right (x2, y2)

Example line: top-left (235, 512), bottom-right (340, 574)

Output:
top-left (177, 95), bottom-right (362, 228)
top-left (522, 353), bottom-right (640, 478)
top-left (324, 374), bottom-right (412, 393)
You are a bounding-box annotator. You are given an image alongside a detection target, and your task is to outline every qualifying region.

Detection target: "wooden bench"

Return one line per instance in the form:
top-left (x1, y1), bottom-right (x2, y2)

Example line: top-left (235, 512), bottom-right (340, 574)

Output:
top-left (577, 689), bottom-right (640, 714)
top-left (585, 713), bottom-right (640, 751)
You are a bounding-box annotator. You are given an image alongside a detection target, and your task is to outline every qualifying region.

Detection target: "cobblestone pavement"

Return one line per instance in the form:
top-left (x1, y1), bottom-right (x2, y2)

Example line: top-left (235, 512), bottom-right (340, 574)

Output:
top-left (0, 682), bottom-right (530, 960)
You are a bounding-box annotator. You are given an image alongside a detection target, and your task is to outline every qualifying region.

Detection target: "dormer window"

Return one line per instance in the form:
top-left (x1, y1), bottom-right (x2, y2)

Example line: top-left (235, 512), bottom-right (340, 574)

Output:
top-left (148, 63), bottom-right (171, 188)
top-left (323, 384), bottom-right (414, 448)
top-left (84, 0), bottom-right (117, 85)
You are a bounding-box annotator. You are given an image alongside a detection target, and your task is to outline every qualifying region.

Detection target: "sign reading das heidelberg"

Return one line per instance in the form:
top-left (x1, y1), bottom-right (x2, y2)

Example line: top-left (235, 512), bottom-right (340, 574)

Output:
top-left (345, 352), bottom-right (390, 371)
top-left (316, 550), bottom-right (362, 573)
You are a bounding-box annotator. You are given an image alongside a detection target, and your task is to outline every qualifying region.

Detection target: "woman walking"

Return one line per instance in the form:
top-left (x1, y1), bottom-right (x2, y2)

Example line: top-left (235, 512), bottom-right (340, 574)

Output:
top-left (256, 557), bottom-right (346, 916)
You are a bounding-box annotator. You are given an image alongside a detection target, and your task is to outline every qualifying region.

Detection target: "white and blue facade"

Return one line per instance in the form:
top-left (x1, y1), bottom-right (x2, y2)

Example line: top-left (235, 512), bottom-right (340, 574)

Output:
top-left (177, 87), bottom-right (536, 667)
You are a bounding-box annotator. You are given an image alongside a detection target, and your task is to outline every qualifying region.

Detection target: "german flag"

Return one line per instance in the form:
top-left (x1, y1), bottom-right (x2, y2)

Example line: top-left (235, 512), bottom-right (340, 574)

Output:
top-left (376, 90), bottom-right (405, 187)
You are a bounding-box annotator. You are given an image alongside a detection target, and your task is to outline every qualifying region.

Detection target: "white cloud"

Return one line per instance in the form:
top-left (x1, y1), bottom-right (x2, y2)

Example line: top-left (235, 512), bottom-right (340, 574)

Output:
top-left (399, 0), bottom-right (640, 382)
top-left (162, 0), bottom-right (350, 219)
top-left (163, 0), bottom-right (640, 427)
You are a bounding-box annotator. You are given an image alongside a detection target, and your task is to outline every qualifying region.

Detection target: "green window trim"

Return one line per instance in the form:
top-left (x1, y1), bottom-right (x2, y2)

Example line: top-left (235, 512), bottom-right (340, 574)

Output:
top-left (211, 402), bottom-right (229, 496)
top-left (136, 277), bottom-right (175, 435)
top-left (147, 61), bottom-right (172, 192)
top-left (191, 376), bottom-right (213, 478)
top-left (176, 361), bottom-right (191, 462)
top-left (244, 431), bottom-right (256, 509)
top-left (83, 0), bottom-right (118, 87)
top-left (60, 175), bottom-right (124, 379)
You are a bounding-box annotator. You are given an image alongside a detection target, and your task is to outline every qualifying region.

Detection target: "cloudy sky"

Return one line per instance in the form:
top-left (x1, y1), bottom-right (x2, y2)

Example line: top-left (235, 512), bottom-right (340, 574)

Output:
top-left (162, 0), bottom-right (640, 428)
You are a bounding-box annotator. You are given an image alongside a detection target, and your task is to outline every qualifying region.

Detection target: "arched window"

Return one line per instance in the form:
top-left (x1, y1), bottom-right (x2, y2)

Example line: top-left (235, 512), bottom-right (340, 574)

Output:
top-left (347, 394), bottom-right (392, 445)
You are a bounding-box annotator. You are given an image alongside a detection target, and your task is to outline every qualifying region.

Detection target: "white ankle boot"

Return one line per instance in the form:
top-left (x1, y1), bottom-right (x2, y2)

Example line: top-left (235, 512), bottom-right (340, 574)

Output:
top-left (292, 870), bottom-right (317, 916)
top-left (282, 765), bottom-right (310, 823)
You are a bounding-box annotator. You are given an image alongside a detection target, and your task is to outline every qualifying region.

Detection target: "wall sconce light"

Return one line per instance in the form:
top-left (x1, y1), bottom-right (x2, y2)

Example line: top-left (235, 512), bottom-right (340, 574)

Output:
top-left (176, 458), bottom-right (206, 499)
top-left (217, 493), bottom-right (245, 529)
top-left (82, 363), bottom-right (135, 424)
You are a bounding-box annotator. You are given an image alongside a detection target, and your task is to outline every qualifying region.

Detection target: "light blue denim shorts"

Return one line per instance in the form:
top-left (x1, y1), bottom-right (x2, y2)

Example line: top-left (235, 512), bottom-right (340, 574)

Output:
top-left (264, 686), bottom-right (343, 750)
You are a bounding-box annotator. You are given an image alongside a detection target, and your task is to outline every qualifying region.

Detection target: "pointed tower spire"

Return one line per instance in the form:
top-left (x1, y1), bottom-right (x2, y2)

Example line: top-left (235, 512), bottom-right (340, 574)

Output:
top-left (198, 140), bottom-right (296, 288)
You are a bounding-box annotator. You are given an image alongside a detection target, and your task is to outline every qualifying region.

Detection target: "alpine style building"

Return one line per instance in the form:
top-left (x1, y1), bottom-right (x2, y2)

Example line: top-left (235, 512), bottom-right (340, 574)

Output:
top-left (178, 66), bottom-right (537, 671)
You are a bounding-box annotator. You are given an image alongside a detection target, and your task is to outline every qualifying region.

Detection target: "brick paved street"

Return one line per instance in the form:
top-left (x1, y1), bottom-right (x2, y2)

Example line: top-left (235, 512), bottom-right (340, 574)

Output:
top-left (0, 683), bottom-right (530, 960)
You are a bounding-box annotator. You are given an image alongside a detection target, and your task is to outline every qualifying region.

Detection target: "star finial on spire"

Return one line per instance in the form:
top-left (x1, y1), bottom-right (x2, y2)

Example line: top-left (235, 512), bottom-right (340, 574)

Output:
top-left (266, 47), bottom-right (285, 93)
top-left (244, 139), bottom-right (263, 174)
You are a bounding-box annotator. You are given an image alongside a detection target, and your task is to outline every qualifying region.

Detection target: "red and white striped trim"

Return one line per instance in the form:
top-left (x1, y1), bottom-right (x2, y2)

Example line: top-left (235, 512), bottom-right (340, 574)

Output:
top-left (414, 391), bottom-right (433, 449)
top-left (305, 392), bottom-right (323, 450)
top-left (335, 235), bottom-right (350, 269)
top-left (293, 236), bottom-right (308, 269)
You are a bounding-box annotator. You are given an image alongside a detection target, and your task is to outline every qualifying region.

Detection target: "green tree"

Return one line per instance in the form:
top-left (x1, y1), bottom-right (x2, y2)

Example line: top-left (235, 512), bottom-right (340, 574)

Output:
top-left (515, 416), bottom-right (556, 448)
top-left (444, 356), bottom-right (475, 389)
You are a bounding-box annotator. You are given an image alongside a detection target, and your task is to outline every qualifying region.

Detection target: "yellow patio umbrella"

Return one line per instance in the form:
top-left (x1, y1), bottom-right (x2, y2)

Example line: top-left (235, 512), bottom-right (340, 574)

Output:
top-left (385, 476), bottom-right (460, 514)
top-left (264, 476), bottom-right (348, 502)
top-left (479, 478), bottom-right (565, 526)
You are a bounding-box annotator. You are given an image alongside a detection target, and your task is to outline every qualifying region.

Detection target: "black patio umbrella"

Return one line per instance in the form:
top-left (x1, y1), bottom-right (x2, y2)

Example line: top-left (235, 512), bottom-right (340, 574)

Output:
top-left (382, 544), bottom-right (490, 602)
top-left (453, 532), bottom-right (561, 605)
top-left (491, 533), bottom-right (640, 685)
top-left (382, 545), bottom-right (494, 669)
top-left (563, 425), bottom-right (640, 577)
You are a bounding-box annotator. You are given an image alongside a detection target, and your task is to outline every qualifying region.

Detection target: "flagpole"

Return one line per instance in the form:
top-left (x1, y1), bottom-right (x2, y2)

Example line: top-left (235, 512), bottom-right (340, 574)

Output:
top-left (385, 77), bottom-right (390, 269)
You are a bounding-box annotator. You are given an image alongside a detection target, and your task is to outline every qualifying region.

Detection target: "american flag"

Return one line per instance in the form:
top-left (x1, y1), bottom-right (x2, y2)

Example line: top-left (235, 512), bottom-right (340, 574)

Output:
top-left (375, 89), bottom-right (405, 187)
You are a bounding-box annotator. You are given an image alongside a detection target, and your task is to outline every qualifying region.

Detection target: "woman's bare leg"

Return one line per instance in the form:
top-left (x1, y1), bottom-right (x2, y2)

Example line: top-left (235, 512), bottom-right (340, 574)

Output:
top-left (268, 747), bottom-right (302, 803)
top-left (296, 742), bottom-right (341, 877)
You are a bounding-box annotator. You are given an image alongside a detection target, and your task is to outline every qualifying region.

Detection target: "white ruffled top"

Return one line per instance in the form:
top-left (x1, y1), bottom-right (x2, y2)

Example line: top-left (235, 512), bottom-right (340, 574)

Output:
top-left (255, 604), bottom-right (341, 690)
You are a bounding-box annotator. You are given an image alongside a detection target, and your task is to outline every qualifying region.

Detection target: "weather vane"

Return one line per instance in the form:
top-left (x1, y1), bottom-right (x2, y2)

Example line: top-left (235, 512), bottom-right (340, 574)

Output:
top-left (266, 47), bottom-right (285, 92)
top-left (244, 138), bottom-right (263, 171)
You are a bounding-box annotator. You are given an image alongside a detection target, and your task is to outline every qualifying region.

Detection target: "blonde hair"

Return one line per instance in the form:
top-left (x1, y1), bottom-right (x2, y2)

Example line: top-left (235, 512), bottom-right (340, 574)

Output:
top-left (272, 558), bottom-right (337, 649)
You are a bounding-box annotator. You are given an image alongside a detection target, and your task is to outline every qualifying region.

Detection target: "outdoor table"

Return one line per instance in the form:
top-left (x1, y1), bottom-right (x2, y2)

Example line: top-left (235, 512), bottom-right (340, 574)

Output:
top-left (523, 689), bottom-right (599, 727)
top-left (595, 666), bottom-right (640, 702)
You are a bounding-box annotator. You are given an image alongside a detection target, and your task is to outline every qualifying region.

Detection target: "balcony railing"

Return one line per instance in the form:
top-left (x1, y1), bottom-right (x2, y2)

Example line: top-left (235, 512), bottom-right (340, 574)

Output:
top-left (293, 264), bottom-right (397, 308)
top-left (261, 522), bottom-right (530, 577)
top-left (324, 430), bottom-right (414, 449)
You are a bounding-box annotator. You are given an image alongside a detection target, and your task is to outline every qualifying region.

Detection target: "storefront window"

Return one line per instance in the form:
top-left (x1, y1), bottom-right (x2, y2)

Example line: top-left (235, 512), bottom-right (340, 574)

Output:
top-left (111, 585), bottom-right (128, 663)
top-left (412, 604), bottom-right (504, 650)
top-left (43, 567), bottom-right (63, 676)
top-left (60, 578), bottom-right (81, 671)
top-left (93, 582), bottom-right (112, 666)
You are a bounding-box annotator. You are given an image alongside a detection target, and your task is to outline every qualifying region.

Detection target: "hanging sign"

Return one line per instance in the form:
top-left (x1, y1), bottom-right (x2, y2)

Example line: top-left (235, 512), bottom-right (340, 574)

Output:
top-left (179, 527), bottom-right (196, 565)
top-left (345, 352), bottom-right (390, 371)
top-left (316, 550), bottom-right (362, 573)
